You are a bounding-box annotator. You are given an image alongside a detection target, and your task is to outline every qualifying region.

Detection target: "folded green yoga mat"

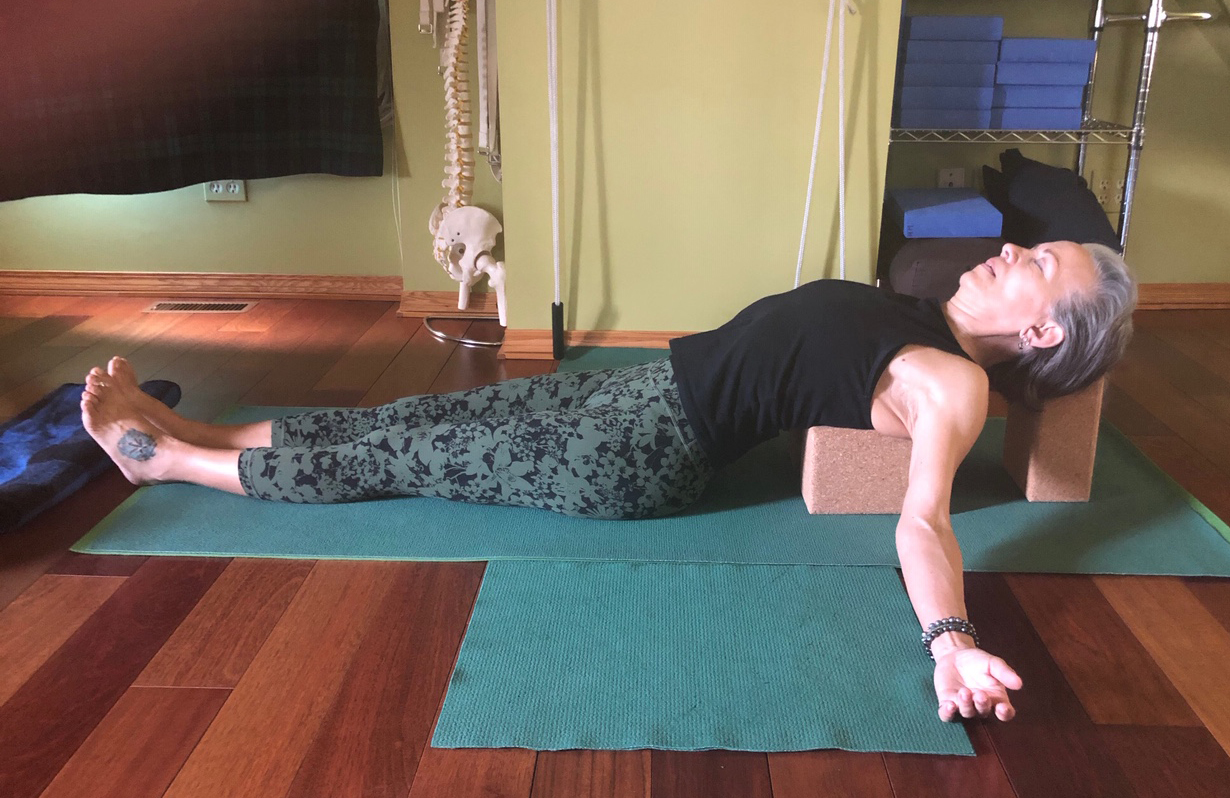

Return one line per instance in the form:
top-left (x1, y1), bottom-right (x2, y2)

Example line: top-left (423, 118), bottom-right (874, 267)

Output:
top-left (74, 349), bottom-right (1230, 575)
top-left (432, 560), bottom-right (974, 755)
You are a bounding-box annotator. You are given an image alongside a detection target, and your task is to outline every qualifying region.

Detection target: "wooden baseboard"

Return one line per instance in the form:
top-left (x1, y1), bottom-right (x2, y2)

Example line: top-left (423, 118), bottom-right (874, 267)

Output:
top-left (500, 329), bottom-right (692, 360)
top-left (398, 290), bottom-right (499, 319)
top-left (1137, 283), bottom-right (1230, 310)
top-left (0, 271), bottom-right (403, 300)
top-left (3, 272), bottom-right (1221, 311)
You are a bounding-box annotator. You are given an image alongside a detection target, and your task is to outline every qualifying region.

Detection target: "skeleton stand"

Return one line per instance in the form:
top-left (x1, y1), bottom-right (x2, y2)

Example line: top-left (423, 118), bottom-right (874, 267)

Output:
top-left (424, 0), bottom-right (507, 348)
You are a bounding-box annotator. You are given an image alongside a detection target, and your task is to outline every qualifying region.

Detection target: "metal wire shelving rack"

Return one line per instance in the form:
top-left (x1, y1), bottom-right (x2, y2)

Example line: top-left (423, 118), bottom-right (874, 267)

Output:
top-left (890, 119), bottom-right (1132, 146)
top-left (888, 0), bottom-right (1214, 252)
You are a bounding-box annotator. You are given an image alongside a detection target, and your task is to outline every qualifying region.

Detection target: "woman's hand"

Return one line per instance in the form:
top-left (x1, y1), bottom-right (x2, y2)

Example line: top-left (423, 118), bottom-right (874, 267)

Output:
top-left (933, 647), bottom-right (1023, 722)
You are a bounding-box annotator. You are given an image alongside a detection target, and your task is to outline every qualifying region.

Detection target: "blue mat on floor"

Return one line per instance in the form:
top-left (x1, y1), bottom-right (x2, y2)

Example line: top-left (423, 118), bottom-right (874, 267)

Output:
top-left (71, 412), bottom-right (1230, 574)
top-left (71, 349), bottom-right (1230, 575)
top-left (432, 560), bottom-right (974, 755)
top-left (1, 380), bottom-right (180, 534)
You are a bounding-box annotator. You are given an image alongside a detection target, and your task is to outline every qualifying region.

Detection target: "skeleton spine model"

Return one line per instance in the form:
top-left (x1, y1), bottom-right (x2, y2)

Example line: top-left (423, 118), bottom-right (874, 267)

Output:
top-left (441, 0), bottom-right (474, 211)
top-left (429, 0), bottom-right (508, 327)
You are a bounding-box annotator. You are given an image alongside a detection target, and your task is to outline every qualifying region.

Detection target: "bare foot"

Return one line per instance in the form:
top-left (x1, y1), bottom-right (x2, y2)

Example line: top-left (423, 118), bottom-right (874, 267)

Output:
top-left (80, 382), bottom-right (175, 486)
top-left (105, 356), bottom-right (140, 393)
top-left (92, 355), bottom-right (273, 451)
top-left (92, 357), bottom-right (182, 435)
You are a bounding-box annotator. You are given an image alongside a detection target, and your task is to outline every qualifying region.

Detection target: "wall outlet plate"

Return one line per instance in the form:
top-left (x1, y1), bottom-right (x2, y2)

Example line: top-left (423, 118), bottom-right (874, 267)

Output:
top-left (1096, 177), bottom-right (1114, 209)
top-left (205, 180), bottom-right (247, 202)
top-left (937, 168), bottom-right (966, 189)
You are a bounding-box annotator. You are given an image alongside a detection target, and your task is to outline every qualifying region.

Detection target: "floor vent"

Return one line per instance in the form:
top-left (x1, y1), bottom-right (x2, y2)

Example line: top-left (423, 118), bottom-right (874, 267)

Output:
top-left (144, 301), bottom-right (254, 313)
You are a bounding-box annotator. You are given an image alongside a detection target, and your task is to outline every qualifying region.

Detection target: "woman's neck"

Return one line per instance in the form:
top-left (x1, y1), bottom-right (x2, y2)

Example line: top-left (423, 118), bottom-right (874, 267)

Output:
top-left (940, 299), bottom-right (1020, 370)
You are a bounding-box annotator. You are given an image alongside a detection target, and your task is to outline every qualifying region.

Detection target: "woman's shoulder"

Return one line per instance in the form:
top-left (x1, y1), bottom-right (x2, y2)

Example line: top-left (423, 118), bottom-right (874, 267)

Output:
top-left (873, 345), bottom-right (988, 439)
top-left (884, 344), bottom-right (988, 408)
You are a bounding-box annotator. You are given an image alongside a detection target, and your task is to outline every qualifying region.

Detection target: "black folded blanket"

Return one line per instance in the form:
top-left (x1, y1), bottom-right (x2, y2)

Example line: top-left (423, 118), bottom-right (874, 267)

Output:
top-left (0, 380), bottom-right (181, 535)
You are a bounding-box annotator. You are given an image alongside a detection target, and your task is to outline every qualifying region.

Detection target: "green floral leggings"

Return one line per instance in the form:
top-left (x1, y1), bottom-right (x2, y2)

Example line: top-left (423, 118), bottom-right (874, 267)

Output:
top-left (236, 359), bottom-right (713, 519)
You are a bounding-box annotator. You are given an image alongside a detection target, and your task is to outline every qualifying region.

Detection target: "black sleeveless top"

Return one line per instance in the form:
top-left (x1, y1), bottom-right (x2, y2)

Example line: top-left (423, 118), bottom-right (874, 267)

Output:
top-left (669, 280), bottom-right (972, 467)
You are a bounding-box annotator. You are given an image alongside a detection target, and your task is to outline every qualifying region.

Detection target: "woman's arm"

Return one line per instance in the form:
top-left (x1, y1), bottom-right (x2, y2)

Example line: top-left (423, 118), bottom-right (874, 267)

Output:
top-left (894, 357), bottom-right (1023, 722)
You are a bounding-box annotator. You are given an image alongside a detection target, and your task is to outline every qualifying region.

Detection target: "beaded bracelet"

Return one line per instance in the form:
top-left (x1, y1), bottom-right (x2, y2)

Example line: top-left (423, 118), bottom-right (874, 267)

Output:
top-left (921, 616), bottom-right (980, 661)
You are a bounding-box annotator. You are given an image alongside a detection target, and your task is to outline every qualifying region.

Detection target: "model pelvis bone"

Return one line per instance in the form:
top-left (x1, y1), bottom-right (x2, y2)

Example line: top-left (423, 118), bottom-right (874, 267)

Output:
top-left (429, 203), bottom-right (508, 327)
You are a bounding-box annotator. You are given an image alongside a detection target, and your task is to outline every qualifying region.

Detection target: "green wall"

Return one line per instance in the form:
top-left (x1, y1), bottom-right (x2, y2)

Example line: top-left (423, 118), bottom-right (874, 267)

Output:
top-left (1127, 0), bottom-right (1230, 282)
top-left (499, 0), bottom-right (903, 332)
top-left (2, 0), bottom-right (1227, 329)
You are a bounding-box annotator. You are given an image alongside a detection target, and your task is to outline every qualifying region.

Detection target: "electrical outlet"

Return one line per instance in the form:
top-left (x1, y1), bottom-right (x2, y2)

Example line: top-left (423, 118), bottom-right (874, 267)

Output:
top-left (1095, 177), bottom-right (1113, 209)
top-left (938, 168), bottom-right (966, 188)
top-left (1103, 178), bottom-right (1126, 212)
top-left (204, 180), bottom-right (247, 202)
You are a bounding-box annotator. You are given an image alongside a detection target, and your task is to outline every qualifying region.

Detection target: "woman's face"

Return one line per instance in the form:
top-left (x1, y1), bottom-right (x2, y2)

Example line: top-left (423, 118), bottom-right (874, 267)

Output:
top-left (955, 241), bottom-right (1098, 339)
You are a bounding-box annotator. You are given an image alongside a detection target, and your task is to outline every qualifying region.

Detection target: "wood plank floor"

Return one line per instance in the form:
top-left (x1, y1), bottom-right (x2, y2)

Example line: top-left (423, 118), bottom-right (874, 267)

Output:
top-left (1, 295), bottom-right (1229, 797)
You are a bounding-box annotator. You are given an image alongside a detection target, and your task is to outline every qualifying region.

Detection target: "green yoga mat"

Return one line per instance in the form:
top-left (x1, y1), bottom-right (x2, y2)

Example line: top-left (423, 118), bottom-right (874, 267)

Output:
top-left (432, 560), bottom-right (974, 755)
top-left (74, 350), bottom-right (1230, 575)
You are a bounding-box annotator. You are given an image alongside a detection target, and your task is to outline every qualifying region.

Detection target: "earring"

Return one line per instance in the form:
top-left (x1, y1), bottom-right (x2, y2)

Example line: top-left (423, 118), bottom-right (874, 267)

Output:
top-left (1018, 337), bottom-right (1026, 352)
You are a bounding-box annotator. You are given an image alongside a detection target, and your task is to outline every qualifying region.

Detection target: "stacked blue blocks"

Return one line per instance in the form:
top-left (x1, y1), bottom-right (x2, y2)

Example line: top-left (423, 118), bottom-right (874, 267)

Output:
top-left (886, 188), bottom-right (1002, 239)
top-left (898, 16), bottom-right (1003, 130)
top-left (994, 38), bottom-right (1095, 130)
top-left (898, 17), bottom-right (1095, 131)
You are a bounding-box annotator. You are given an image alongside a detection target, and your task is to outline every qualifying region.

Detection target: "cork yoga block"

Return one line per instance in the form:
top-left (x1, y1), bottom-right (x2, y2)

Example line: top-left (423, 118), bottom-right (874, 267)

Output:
top-left (801, 427), bottom-right (912, 514)
top-left (801, 379), bottom-right (1106, 513)
top-left (1002, 379), bottom-right (1105, 502)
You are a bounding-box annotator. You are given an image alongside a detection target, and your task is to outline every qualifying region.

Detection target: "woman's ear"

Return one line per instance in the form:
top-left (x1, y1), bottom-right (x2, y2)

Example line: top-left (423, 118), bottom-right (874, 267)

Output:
top-left (1025, 322), bottom-right (1066, 350)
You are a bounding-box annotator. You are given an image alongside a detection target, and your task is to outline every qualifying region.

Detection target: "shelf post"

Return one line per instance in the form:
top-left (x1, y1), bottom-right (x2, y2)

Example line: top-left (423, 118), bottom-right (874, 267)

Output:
top-left (1078, 0), bottom-right (1109, 179)
top-left (1115, 0), bottom-right (1165, 252)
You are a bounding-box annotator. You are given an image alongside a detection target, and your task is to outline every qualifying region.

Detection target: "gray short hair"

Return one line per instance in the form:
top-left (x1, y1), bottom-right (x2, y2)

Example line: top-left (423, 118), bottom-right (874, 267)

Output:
top-left (988, 242), bottom-right (1137, 409)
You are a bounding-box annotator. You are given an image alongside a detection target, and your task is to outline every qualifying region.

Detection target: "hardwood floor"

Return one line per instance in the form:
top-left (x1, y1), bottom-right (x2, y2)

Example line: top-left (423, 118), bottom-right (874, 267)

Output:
top-left (1, 295), bottom-right (1229, 797)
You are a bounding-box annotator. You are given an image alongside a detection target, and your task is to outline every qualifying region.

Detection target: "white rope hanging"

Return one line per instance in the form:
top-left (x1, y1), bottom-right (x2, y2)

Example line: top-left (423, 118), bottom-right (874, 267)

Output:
top-left (546, 0), bottom-right (562, 306)
top-left (794, 0), bottom-right (837, 289)
top-left (837, 0), bottom-right (848, 279)
top-left (795, 0), bottom-right (856, 288)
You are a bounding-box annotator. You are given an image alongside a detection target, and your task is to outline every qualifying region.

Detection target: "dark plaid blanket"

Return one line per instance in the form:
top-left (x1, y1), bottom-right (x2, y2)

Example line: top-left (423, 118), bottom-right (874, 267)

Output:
top-left (0, 380), bottom-right (180, 534)
top-left (0, 0), bottom-right (383, 202)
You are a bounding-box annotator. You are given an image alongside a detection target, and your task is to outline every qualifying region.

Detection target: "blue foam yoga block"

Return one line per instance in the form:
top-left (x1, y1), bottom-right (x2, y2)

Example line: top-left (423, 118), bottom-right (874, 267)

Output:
top-left (897, 109), bottom-right (992, 130)
top-left (991, 107), bottom-right (1084, 130)
top-left (904, 16), bottom-right (1004, 42)
top-left (999, 37), bottom-right (1097, 63)
top-left (902, 63), bottom-right (996, 88)
top-left (899, 86), bottom-right (994, 110)
top-left (904, 40), bottom-right (1001, 64)
top-left (886, 188), bottom-right (1003, 238)
top-left (993, 85), bottom-right (1085, 108)
top-left (996, 62), bottom-right (1091, 86)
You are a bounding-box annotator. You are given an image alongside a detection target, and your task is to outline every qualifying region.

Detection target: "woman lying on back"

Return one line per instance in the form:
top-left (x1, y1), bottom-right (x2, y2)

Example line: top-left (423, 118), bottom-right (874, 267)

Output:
top-left (81, 240), bottom-right (1136, 724)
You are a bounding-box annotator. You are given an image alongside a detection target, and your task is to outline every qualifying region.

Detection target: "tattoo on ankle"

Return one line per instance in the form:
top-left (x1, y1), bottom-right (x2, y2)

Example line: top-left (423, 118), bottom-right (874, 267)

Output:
top-left (118, 429), bottom-right (156, 461)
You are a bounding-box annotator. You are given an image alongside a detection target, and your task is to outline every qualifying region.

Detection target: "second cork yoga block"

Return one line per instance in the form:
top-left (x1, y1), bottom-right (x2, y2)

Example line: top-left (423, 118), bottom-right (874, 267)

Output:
top-left (802, 378), bottom-right (1106, 513)
top-left (801, 427), bottom-right (913, 514)
top-left (1002, 378), bottom-right (1105, 502)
